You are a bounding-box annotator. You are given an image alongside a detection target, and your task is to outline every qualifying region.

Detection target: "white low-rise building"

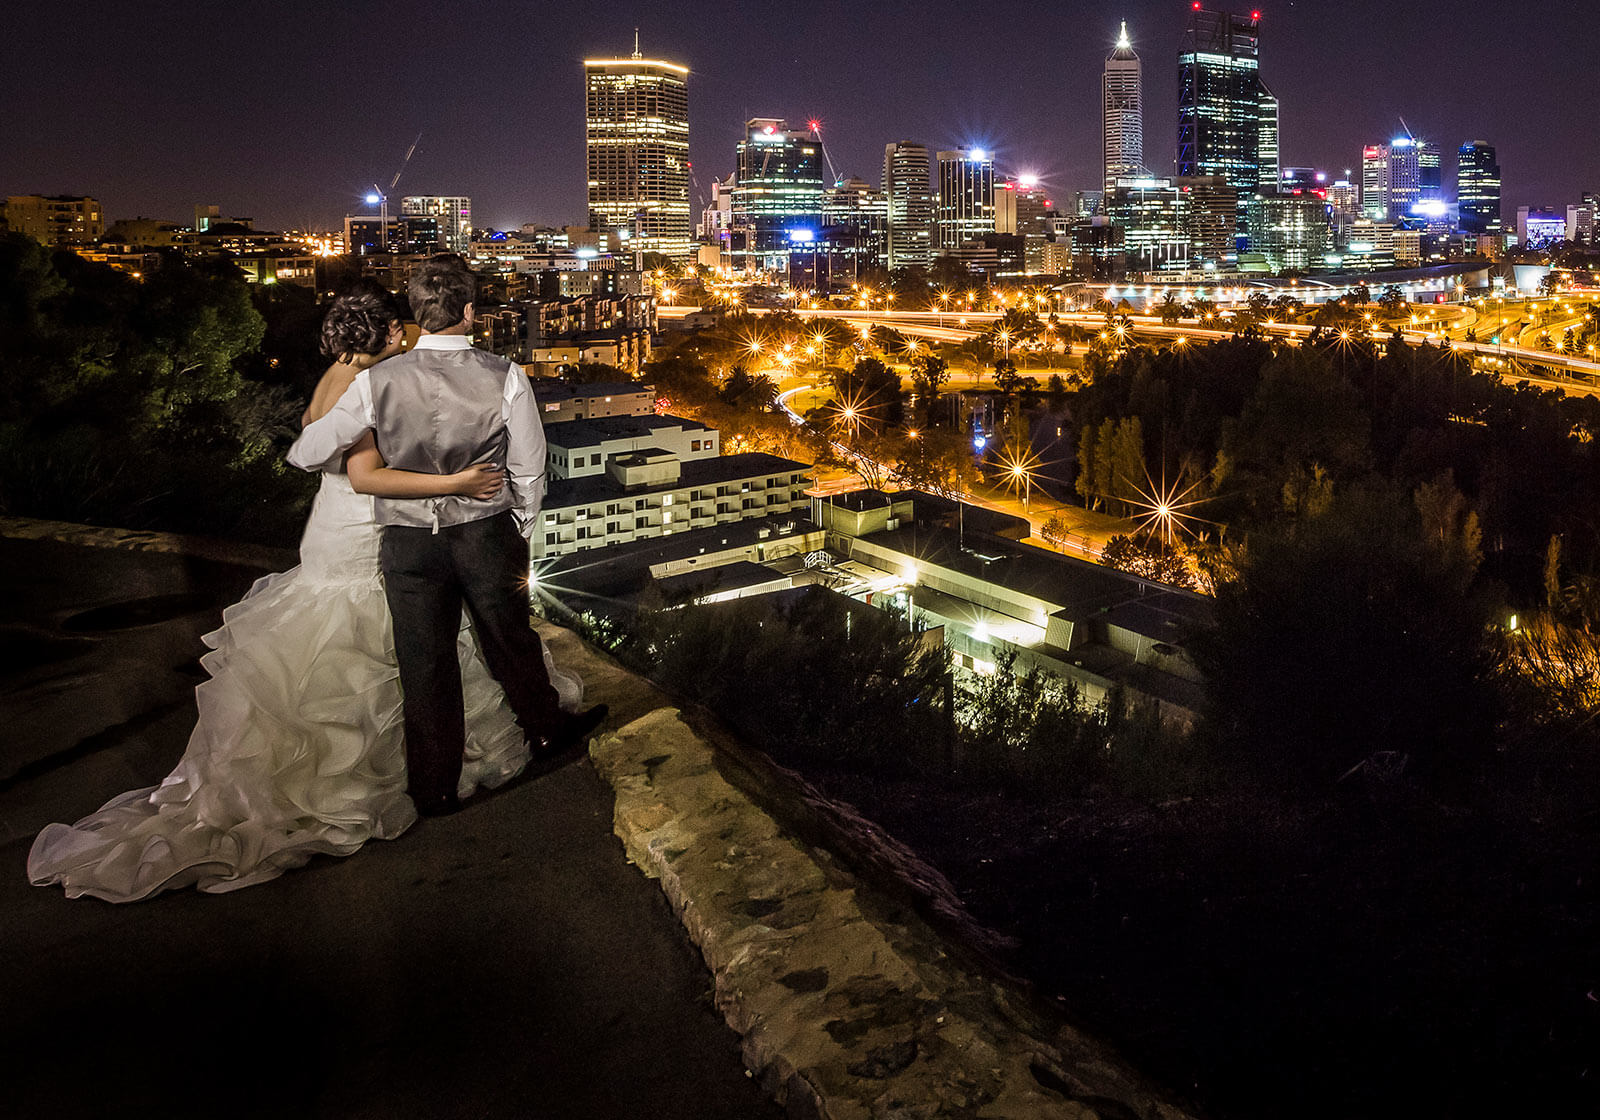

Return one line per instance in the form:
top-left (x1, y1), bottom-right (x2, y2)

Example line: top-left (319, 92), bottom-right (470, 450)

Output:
top-left (534, 451), bottom-right (812, 559)
top-left (545, 414), bottom-right (719, 480)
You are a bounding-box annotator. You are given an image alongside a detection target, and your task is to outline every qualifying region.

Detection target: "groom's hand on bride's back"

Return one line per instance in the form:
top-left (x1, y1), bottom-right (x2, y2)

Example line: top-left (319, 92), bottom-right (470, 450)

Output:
top-left (453, 463), bottom-right (505, 501)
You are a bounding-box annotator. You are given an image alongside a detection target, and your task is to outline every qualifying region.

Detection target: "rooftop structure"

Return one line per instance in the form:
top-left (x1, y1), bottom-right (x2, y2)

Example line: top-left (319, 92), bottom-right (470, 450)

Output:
top-left (545, 414), bottom-right (718, 479)
top-left (531, 379), bottom-right (655, 423)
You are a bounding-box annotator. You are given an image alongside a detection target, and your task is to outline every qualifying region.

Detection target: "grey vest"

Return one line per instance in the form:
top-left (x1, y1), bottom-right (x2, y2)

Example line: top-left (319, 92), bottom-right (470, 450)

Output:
top-left (368, 344), bottom-right (516, 530)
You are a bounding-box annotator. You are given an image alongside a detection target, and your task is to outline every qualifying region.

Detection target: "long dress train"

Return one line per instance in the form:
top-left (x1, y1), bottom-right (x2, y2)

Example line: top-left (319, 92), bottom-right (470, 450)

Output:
top-left (27, 471), bottom-right (579, 902)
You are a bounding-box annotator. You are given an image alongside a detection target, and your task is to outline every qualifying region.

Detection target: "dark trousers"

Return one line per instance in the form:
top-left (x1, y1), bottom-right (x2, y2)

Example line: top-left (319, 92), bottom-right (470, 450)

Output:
top-left (380, 511), bottom-right (561, 804)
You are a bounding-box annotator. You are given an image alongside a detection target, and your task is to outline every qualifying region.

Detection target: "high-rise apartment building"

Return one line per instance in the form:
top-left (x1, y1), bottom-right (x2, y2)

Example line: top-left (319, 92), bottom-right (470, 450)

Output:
top-left (732, 118), bottom-right (824, 270)
top-left (1103, 22), bottom-right (1143, 195)
top-left (584, 44), bottom-right (691, 263)
top-left (882, 141), bottom-right (935, 269)
top-left (1178, 6), bottom-right (1271, 224)
top-left (936, 149), bottom-right (995, 251)
top-left (1456, 141), bottom-right (1502, 236)
top-left (4, 195), bottom-right (103, 245)
top-left (401, 196), bottom-right (472, 254)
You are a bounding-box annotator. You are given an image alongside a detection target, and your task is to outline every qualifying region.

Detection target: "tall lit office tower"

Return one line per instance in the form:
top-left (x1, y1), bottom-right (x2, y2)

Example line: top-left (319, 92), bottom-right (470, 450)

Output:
top-left (401, 196), bottom-right (471, 254)
top-left (1102, 21), bottom-right (1143, 195)
top-left (1457, 141), bottom-right (1501, 236)
top-left (732, 118), bottom-right (824, 270)
top-left (1362, 144), bottom-right (1390, 219)
top-left (584, 41), bottom-right (691, 263)
top-left (1257, 85), bottom-right (1279, 189)
top-left (1385, 135), bottom-right (1441, 220)
top-left (1178, 7), bottom-right (1270, 232)
top-left (882, 141), bottom-right (935, 268)
top-left (936, 148), bottom-right (996, 251)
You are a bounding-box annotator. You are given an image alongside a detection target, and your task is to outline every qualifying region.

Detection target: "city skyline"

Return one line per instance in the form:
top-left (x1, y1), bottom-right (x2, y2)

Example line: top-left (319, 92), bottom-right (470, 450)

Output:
top-left (6, 0), bottom-right (1596, 232)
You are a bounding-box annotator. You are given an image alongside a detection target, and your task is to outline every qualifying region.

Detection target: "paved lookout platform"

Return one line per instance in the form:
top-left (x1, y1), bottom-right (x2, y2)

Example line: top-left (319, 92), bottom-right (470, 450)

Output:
top-left (0, 519), bottom-right (1195, 1119)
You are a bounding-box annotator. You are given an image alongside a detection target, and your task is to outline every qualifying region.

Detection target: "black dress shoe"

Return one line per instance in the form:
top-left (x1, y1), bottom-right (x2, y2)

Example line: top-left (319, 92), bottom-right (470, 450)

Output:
top-left (414, 792), bottom-right (463, 817)
top-left (540, 703), bottom-right (610, 753)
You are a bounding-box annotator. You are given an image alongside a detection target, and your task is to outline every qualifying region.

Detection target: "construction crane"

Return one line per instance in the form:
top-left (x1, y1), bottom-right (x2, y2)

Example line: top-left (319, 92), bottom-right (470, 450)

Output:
top-left (365, 133), bottom-right (423, 250)
top-left (807, 118), bottom-right (840, 185)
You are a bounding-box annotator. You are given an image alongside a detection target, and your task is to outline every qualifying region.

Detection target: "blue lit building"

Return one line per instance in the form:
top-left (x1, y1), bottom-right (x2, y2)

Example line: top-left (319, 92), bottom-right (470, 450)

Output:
top-left (731, 118), bottom-right (824, 272)
top-left (1387, 134), bottom-right (1442, 221)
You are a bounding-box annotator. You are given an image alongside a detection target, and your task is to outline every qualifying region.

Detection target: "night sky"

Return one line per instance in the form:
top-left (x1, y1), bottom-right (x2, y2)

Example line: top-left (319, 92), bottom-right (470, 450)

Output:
top-left (7, 0), bottom-right (1596, 233)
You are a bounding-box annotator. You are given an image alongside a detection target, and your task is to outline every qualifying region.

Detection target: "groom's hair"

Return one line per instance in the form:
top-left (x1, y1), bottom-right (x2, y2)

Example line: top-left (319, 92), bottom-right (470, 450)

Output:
top-left (408, 254), bottom-right (476, 331)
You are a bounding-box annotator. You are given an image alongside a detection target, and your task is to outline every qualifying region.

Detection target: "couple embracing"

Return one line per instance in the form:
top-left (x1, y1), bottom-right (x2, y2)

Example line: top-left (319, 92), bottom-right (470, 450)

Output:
top-left (30, 255), bottom-right (604, 901)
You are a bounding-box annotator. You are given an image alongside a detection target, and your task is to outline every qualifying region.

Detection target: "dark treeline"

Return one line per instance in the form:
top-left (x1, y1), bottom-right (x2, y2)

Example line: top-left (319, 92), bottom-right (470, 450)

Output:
top-left (1073, 331), bottom-right (1600, 591)
top-left (0, 234), bottom-right (328, 544)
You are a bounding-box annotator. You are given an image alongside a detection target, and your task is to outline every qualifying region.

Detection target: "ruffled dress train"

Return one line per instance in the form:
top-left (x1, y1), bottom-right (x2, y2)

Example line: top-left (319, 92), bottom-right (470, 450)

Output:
top-left (27, 472), bottom-right (578, 902)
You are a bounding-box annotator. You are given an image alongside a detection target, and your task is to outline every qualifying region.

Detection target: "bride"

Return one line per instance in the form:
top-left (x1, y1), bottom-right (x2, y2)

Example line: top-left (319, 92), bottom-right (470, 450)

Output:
top-left (28, 282), bottom-right (579, 902)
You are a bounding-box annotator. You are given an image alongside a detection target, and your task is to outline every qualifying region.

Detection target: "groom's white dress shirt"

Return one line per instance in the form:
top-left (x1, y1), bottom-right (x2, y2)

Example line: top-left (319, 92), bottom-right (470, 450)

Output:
top-left (288, 335), bottom-right (547, 537)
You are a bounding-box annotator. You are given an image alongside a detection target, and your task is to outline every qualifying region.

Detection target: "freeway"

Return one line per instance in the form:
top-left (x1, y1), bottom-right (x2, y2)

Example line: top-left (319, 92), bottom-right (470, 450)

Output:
top-left (774, 307), bottom-right (1600, 398)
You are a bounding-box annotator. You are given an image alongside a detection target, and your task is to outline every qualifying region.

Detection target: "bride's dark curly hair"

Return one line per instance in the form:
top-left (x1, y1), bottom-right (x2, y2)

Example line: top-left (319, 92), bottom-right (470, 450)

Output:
top-left (319, 280), bottom-right (403, 362)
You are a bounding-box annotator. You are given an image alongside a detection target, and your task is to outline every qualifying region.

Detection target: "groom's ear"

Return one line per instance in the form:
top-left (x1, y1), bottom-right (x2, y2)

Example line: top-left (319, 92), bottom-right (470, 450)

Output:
top-left (463, 302), bottom-right (475, 327)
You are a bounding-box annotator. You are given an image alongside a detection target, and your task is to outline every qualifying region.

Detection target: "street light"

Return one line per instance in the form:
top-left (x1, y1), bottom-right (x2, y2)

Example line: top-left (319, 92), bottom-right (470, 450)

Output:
top-left (1009, 462), bottom-right (1032, 511)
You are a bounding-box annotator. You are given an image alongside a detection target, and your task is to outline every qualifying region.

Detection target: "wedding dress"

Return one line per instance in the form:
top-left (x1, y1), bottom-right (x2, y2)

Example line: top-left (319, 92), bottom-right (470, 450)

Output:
top-left (27, 470), bottom-right (580, 902)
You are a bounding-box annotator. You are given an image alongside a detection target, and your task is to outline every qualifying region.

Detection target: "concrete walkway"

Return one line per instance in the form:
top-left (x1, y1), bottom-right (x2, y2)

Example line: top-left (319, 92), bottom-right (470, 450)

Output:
top-left (0, 527), bottom-right (777, 1118)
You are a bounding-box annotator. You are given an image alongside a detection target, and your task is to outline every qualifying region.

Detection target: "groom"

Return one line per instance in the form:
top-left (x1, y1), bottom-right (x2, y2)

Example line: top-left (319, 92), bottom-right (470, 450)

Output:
top-left (291, 255), bottom-right (603, 815)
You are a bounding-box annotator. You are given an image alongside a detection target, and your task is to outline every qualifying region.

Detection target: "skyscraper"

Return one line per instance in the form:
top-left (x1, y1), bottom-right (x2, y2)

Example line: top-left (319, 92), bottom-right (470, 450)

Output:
top-left (584, 41), bottom-right (691, 263)
top-left (882, 141), bottom-right (935, 269)
top-left (819, 176), bottom-right (890, 281)
top-left (1257, 86), bottom-right (1280, 189)
top-left (1361, 144), bottom-right (1390, 220)
top-left (401, 195), bottom-right (472, 254)
top-left (732, 118), bottom-right (824, 270)
top-left (1103, 21), bottom-right (1143, 195)
top-left (1178, 7), bottom-right (1269, 205)
top-left (1457, 141), bottom-right (1502, 236)
top-left (936, 149), bottom-right (995, 252)
top-left (1386, 134), bottom-right (1441, 220)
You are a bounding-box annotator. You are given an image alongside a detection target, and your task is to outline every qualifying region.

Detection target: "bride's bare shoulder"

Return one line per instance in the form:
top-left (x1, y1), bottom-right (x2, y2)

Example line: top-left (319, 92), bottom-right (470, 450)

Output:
top-left (304, 361), bottom-right (360, 426)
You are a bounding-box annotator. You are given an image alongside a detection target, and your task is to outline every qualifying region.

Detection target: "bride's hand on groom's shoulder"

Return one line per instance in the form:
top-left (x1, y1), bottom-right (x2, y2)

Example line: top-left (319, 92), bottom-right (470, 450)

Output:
top-left (453, 463), bottom-right (505, 501)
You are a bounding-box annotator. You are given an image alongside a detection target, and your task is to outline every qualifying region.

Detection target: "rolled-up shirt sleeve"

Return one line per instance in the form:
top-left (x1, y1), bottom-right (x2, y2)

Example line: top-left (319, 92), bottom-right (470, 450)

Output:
top-left (501, 363), bottom-right (547, 538)
top-left (287, 373), bottom-right (376, 472)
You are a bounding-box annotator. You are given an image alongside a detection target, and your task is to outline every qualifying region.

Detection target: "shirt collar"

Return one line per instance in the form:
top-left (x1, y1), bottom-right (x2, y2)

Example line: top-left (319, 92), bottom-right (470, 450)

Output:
top-left (413, 333), bottom-right (473, 350)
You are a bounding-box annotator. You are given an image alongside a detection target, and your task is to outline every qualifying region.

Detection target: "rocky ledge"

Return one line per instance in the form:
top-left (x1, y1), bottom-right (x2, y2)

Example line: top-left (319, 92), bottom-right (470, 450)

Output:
top-left (591, 706), bottom-right (1198, 1120)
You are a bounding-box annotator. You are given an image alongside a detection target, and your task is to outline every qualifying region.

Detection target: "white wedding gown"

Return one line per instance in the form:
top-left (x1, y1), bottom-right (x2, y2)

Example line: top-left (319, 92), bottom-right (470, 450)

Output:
top-left (27, 471), bottom-right (580, 902)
